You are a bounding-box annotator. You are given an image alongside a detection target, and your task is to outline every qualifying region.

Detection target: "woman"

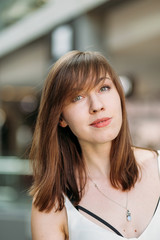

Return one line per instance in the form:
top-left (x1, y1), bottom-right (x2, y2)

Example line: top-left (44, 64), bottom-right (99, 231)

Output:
top-left (30, 50), bottom-right (160, 240)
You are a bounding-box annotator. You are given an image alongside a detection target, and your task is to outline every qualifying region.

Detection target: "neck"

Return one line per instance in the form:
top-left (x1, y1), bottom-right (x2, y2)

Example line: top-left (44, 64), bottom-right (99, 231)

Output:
top-left (79, 141), bottom-right (112, 178)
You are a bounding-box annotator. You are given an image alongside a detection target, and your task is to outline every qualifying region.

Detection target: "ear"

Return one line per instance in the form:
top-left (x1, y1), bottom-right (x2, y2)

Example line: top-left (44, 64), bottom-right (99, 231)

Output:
top-left (59, 117), bottom-right (68, 128)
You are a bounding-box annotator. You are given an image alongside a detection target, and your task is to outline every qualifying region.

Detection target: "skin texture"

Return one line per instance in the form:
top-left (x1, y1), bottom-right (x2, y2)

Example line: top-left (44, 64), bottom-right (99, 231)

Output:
top-left (31, 149), bottom-right (160, 239)
top-left (31, 201), bottom-right (69, 240)
top-left (61, 76), bottom-right (122, 147)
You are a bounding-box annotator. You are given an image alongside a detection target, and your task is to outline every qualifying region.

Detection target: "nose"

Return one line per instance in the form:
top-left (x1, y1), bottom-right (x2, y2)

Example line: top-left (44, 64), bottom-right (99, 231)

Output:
top-left (89, 94), bottom-right (105, 114)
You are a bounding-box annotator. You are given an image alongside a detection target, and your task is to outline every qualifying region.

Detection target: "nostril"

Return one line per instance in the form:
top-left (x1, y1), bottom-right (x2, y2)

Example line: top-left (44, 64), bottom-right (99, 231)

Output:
top-left (93, 109), bottom-right (97, 113)
top-left (92, 107), bottom-right (104, 113)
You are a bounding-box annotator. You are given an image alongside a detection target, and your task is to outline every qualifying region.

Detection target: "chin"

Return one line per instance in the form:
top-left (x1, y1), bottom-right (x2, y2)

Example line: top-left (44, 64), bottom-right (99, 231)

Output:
top-left (91, 136), bottom-right (117, 144)
top-left (98, 129), bottom-right (120, 142)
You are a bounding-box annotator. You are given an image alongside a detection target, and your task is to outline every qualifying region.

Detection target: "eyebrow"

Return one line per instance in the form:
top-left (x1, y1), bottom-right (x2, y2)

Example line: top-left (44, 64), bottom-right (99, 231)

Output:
top-left (98, 76), bottom-right (112, 82)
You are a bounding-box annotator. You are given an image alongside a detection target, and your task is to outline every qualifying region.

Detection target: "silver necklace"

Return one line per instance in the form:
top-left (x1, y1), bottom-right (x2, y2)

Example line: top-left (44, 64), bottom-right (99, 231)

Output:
top-left (88, 176), bottom-right (132, 222)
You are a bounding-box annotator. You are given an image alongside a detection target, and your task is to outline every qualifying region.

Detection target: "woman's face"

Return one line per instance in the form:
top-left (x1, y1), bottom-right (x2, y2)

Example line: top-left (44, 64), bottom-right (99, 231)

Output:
top-left (60, 75), bottom-right (122, 147)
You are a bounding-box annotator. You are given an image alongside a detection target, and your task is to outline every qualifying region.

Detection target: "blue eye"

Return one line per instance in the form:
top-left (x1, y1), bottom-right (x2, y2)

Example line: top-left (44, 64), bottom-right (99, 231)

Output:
top-left (100, 86), bottom-right (110, 92)
top-left (73, 95), bottom-right (83, 102)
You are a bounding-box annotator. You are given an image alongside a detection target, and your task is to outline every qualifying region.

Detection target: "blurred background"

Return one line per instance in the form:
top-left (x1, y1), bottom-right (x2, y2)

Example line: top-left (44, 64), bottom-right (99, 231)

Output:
top-left (0, 0), bottom-right (160, 239)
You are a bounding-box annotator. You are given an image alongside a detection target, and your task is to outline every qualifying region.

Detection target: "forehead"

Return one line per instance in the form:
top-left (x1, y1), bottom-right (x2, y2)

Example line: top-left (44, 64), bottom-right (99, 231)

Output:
top-left (71, 67), bottom-right (112, 93)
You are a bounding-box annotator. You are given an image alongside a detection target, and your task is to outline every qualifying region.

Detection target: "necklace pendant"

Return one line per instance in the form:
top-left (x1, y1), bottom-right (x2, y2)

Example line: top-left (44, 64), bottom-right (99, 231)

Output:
top-left (126, 209), bottom-right (131, 222)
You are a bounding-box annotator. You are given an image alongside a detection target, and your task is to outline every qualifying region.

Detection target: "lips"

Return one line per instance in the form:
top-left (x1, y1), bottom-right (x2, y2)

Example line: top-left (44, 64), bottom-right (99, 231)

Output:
top-left (90, 117), bottom-right (112, 128)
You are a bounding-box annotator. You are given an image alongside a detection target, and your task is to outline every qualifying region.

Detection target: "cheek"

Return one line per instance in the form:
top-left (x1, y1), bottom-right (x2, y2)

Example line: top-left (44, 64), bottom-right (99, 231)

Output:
top-left (62, 101), bottom-right (87, 126)
top-left (113, 94), bottom-right (123, 126)
top-left (117, 98), bottom-right (122, 117)
top-left (112, 92), bottom-right (122, 112)
top-left (62, 108), bottom-right (81, 130)
top-left (62, 106), bottom-right (87, 139)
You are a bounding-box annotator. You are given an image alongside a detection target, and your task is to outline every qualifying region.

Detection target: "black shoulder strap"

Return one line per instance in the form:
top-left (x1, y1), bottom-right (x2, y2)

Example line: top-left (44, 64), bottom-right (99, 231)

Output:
top-left (76, 205), bottom-right (123, 237)
top-left (154, 197), bottom-right (160, 215)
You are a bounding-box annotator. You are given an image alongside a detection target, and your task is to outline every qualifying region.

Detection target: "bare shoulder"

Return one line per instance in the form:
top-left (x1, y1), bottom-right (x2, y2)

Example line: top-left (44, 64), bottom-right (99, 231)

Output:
top-left (31, 201), bottom-right (68, 240)
top-left (133, 147), bottom-right (158, 168)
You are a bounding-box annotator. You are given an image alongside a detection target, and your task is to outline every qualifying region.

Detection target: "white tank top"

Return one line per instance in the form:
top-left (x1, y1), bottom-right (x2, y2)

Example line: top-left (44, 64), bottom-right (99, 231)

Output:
top-left (65, 151), bottom-right (160, 240)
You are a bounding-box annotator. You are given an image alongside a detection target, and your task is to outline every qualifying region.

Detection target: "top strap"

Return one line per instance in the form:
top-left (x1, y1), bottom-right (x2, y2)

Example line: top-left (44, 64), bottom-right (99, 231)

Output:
top-left (76, 205), bottom-right (123, 237)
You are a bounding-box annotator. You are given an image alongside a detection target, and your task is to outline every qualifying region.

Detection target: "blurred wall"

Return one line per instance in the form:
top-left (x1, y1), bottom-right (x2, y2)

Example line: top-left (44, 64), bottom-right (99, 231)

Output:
top-left (103, 0), bottom-right (160, 148)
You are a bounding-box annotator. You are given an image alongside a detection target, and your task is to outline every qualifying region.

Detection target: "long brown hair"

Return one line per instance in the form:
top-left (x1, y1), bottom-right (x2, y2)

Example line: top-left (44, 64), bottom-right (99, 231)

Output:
top-left (29, 50), bottom-right (139, 212)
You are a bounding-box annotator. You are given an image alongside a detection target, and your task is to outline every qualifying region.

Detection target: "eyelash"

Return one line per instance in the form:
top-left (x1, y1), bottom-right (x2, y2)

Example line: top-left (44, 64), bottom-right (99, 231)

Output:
top-left (72, 95), bottom-right (83, 102)
top-left (100, 85), bottom-right (111, 92)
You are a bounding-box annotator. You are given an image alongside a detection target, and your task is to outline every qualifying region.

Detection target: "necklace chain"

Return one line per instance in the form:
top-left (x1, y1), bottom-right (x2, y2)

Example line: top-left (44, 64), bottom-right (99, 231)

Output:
top-left (88, 175), bottom-right (132, 222)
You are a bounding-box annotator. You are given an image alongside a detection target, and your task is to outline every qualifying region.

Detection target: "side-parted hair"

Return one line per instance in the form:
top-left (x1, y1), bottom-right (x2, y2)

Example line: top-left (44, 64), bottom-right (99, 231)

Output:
top-left (29, 50), bottom-right (139, 212)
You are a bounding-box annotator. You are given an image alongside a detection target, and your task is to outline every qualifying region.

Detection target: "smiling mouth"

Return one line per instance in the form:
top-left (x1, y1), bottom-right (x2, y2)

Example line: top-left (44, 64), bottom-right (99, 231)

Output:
top-left (90, 118), bottom-right (112, 128)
